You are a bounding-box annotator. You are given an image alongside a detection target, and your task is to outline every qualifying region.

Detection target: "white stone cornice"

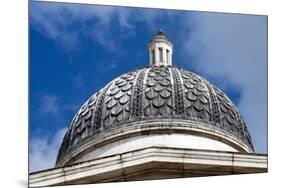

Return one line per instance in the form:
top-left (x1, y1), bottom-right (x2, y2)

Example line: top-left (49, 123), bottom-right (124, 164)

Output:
top-left (29, 147), bottom-right (267, 187)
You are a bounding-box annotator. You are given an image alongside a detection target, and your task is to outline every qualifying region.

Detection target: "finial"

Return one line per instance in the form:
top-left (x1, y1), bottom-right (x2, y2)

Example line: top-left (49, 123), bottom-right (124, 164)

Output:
top-left (158, 28), bottom-right (164, 35)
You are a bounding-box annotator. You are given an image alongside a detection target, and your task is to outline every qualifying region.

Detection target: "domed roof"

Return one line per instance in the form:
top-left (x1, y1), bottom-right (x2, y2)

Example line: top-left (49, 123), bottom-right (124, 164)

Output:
top-left (56, 30), bottom-right (254, 166)
top-left (56, 65), bottom-right (254, 166)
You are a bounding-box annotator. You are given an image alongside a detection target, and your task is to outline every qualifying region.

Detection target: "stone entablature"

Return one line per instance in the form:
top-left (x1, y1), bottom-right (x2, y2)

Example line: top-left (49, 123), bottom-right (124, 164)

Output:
top-left (30, 147), bottom-right (267, 187)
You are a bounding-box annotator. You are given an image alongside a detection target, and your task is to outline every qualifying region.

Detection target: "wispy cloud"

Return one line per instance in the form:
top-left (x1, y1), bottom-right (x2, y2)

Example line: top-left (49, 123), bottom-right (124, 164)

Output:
top-left (29, 127), bottom-right (67, 172)
top-left (29, 2), bottom-right (170, 53)
top-left (72, 72), bottom-right (88, 90)
top-left (39, 93), bottom-right (79, 118)
top-left (30, 2), bottom-right (118, 51)
top-left (39, 94), bottom-right (60, 116)
top-left (29, 3), bottom-right (123, 52)
top-left (31, 92), bottom-right (79, 172)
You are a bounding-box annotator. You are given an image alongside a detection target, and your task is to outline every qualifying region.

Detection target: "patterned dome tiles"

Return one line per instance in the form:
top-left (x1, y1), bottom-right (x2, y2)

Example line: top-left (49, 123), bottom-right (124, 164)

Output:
top-left (56, 66), bottom-right (254, 165)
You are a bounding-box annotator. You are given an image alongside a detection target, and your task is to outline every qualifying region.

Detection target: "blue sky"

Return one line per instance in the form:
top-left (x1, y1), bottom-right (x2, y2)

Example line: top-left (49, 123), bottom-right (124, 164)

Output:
top-left (29, 1), bottom-right (267, 172)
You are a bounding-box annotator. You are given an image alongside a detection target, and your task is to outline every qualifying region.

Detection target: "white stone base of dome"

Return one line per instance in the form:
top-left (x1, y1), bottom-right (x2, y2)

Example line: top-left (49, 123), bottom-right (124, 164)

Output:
top-left (77, 133), bottom-right (239, 163)
top-left (57, 119), bottom-right (253, 166)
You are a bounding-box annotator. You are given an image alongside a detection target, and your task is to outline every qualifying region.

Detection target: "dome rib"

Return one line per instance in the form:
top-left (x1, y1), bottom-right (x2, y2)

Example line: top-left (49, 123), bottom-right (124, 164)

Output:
top-left (131, 68), bottom-right (146, 120)
top-left (171, 67), bottom-right (185, 115)
top-left (203, 81), bottom-right (222, 124)
top-left (93, 82), bottom-right (112, 133)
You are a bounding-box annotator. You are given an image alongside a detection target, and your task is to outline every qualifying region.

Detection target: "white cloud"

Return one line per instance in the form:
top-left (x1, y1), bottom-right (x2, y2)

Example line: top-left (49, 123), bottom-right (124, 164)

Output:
top-left (30, 93), bottom-right (78, 172)
top-left (39, 94), bottom-right (59, 116)
top-left (183, 13), bottom-right (267, 153)
top-left (30, 3), bottom-right (129, 52)
top-left (72, 72), bottom-right (88, 90)
top-left (38, 93), bottom-right (79, 125)
top-left (30, 2), bottom-right (117, 51)
top-left (29, 2), bottom-right (168, 53)
top-left (29, 127), bottom-right (67, 172)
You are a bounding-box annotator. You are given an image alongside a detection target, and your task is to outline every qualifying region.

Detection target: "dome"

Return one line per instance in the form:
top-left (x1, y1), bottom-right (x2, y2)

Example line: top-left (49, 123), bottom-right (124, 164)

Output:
top-left (56, 66), bottom-right (254, 166)
top-left (56, 31), bottom-right (254, 167)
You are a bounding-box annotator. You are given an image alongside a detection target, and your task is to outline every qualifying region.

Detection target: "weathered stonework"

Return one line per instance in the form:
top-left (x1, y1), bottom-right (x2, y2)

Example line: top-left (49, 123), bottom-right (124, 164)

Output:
top-left (31, 147), bottom-right (267, 187)
top-left (56, 66), bottom-right (255, 166)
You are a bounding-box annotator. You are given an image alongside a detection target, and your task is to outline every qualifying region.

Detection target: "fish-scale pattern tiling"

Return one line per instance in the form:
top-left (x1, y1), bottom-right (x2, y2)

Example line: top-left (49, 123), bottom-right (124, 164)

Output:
top-left (56, 66), bottom-right (255, 166)
top-left (214, 86), bottom-right (253, 149)
top-left (180, 70), bottom-right (211, 121)
top-left (143, 67), bottom-right (173, 117)
top-left (56, 91), bottom-right (101, 163)
top-left (103, 71), bottom-right (137, 128)
top-left (71, 92), bottom-right (100, 145)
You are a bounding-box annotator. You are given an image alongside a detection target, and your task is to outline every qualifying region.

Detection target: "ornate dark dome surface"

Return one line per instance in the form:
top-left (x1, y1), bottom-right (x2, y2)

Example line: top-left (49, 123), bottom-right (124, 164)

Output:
top-left (56, 66), bottom-right (254, 165)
